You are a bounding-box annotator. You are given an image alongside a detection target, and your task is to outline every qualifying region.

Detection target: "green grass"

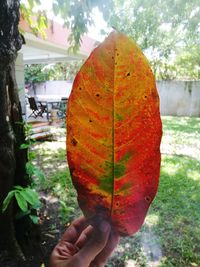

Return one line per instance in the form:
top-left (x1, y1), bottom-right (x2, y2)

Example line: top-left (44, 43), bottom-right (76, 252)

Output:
top-left (151, 117), bottom-right (200, 266)
top-left (35, 117), bottom-right (200, 267)
top-left (42, 168), bottom-right (80, 223)
top-left (33, 129), bottom-right (80, 223)
top-left (151, 155), bottom-right (200, 266)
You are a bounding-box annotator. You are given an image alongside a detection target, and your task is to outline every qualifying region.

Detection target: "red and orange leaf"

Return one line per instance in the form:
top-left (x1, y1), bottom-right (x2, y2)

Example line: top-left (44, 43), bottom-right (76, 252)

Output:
top-left (67, 31), bottom-right (162, 236)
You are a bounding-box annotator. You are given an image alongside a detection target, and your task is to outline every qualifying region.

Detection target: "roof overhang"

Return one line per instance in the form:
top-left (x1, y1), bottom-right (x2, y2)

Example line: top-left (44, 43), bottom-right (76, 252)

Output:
top-left (19, 19), bottom-right (97, 64)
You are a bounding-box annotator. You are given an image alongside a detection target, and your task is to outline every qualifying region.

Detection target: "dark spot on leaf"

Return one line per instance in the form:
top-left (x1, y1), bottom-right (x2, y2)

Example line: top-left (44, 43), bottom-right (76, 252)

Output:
top-left (79, 87), bottom-right (82, 90)
top-left (71, 138), bottom-right (77, 146)
top-left (89, 119), bottom-right (92, 123)
top-left (96, 94), bottom-right (100, 97)
top-left (145, 196), bottom-right (151, 203)
top-left (127, 72), bottom-right (130, 76)
top-left (117, 53), bottom-right (119, 56)
top-left (98, 195), bottom-right (103, 201)
top-left (116, 202), bottom-right (119, 207)
top-left (144, 95), bottom-right (147, 98)
top-left (112, 56), bottom-right (114, 59)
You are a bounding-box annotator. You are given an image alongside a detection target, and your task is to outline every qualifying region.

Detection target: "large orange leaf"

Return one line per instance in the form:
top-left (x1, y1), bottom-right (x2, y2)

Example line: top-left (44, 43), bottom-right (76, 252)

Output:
top-left (67, 32), bottom-right (162, 236)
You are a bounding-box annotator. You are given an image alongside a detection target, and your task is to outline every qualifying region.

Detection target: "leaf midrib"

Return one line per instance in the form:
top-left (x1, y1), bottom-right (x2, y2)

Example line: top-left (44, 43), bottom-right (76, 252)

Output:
top-left (110, 35), bottom-right (117, 217)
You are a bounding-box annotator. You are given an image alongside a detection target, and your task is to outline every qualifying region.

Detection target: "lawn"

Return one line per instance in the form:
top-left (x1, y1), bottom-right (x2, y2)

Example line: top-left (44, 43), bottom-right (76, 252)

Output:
top-left (34, 116), bottom-right (200, 267)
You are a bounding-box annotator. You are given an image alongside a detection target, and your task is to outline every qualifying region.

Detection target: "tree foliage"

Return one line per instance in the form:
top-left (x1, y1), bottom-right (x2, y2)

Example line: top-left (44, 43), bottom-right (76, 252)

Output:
top-left (52, 0), bottom-right (112, 51)
top-left (107, 0), bottom-right (200, 80)
top-left (175, 45), bottom-right (200, 80)
top-left (20, 0), bottom-right (48, 38)
top-left (24, 60), bottom-right (84, 84)
top-left (24, 64), bottom-right (51, 84)
top-left (49, 60), bottom-right (84, 80)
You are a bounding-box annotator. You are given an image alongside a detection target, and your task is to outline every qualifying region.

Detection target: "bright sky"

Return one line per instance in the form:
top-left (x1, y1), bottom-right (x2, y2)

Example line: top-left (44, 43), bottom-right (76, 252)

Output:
top-left (87, 8), bottom-right (109, 42)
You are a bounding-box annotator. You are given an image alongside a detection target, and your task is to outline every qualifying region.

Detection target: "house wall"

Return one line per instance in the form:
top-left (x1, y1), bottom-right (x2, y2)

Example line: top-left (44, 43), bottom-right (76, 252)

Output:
top-left (157, 81), bottom-right (200, 116)
top-left (32, 81), bottom-right (72, 100)
top-left (30, 80), bottom-right (200, 117)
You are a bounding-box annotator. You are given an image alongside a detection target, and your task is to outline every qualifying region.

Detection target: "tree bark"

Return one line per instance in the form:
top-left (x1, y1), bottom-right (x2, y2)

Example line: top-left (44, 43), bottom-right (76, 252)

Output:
top-left (0, 0), bottom-right (31, 261)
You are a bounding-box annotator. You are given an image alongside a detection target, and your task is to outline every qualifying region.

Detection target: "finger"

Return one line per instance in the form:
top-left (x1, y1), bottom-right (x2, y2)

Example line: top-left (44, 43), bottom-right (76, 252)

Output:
top-left (49, 217), bottom-right (88, 267)
top-left (74, 220), bottom-right (111, 266)
top-left (60, 216), bottom-right (88, 243)
top-left (90, 230), bottom-right (120, 267)
top-left (49, 242), bottom-right (76, 267)
top-left (75, 225), bottom-right (94, 248)
top-left (54, 241), bottom-right (78, 259)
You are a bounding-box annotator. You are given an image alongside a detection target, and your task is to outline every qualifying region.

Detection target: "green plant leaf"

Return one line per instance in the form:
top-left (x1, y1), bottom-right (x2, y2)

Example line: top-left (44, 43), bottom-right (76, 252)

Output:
top-left (13, 185), bottom-right (24, 190)
top-left (26, 163), bottom-right (45, 183)
top-left (29, 214), bottom-right (39, 224)
top-left (15, 192), bottom-right (28, 212)
top-left (19, 188), bottom-right (38, 206)
top-left (33, 167), bottom-right (46, 184)
top-left (1, 191), bottom-right (15, 213)
top-left (20, 143), bottom-right (30, 149)
top-left (28, 151), bottom-right (36, 161)
top-left (26, 162), bottom-right (35, 176)
top-left (26, 188), bottom-right (41, 208)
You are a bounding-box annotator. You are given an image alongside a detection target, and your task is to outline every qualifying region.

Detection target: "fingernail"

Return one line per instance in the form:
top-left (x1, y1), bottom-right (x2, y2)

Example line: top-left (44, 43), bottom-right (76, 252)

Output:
top-left (100, 220), bottom-right (110, 233)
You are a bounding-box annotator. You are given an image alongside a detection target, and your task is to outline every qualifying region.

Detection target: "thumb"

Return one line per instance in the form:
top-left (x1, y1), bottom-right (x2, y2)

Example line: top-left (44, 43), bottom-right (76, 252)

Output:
top-left (73, 220), bottom-right (111, 266)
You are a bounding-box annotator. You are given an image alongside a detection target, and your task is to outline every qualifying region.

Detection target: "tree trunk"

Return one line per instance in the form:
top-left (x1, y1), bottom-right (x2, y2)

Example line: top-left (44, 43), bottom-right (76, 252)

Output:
top-left (0, 0), bottom-right (34, 262)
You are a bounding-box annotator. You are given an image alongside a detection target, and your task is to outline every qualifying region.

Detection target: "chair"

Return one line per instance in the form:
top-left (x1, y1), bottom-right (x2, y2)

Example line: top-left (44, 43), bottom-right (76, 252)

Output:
top-left (57, 98), bottom-right (68, 119)
top-left (28, 97), bottom-right (46, 118)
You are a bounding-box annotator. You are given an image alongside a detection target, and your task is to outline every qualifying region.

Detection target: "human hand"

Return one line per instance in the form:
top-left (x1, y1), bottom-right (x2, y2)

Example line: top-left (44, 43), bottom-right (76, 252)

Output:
top-left (49, 216), bottom-right (120, 267)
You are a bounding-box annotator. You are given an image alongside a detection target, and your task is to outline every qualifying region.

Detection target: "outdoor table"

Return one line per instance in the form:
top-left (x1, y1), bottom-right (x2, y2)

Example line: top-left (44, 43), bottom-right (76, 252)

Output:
top-left (36, 98), bottom-right (68, 121)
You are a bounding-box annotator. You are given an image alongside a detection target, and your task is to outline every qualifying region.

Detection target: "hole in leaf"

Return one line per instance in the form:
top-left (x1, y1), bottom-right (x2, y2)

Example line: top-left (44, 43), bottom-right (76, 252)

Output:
top-left (145, 196), bottom-right (151, 203)
top-left (71, 138), bottom-right (77, 146)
